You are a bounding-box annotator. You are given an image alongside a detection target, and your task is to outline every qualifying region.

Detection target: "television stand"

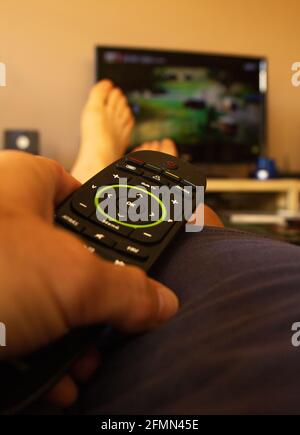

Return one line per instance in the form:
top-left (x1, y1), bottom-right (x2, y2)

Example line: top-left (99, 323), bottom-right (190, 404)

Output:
top-left (206, 178), bottom-right (300, 213)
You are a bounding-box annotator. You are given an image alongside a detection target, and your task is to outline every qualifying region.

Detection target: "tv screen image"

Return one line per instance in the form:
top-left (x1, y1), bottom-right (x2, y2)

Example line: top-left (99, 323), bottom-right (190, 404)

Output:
top-left (96, 47), bottom-right (267, 164)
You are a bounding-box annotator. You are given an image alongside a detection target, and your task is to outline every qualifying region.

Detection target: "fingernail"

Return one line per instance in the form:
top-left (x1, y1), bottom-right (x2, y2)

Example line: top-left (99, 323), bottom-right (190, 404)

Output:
top-left (156, 284), bottom-right (179, 322)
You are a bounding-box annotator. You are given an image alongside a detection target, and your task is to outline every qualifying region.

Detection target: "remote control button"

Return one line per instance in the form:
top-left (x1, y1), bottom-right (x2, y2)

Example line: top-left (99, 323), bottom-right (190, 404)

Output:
top-left (116, 185), bottom-right (148, 200)
top-left (84, 181), bottom-right (100, 191)
top-left (82, 241), bottom-right (114, 258)
top-left (116, 162), bottom-right (143, 176)
top-left (83, 243), bottom-right (98, 254)
top-left (112, 257), bottom-right (139, 267)
top-left (123, 205), bottom-right (162, 225)
top-left (165, 160), bottom-right (178, 170)
top-left (115, 242), bottom-right (149, 260)
top-left (117, 202), bottom-right (162, 226)
top-left (144, 163), bottom-right (162, 174)
top-left (143, 173), bottom-right (169, 186)
top-left (163, 170), bottom-right (181, 182)
top-left (71, 197), bottom-right (95, 218)
top-left (95, 184), bottom-right (165, 227)
top-left (91, 214), bottom-right (132, 237)
top-left (88, 169), bottom-right (132, 189)
top-left (108, 254), bottom-right (140, 267)
top-left (130, 222), bottom-right (173, 244)
top-left (132, 178), bottom-right (160, 193)
top-left (91, 172), bottom-right (132, 187)
top-left (173, 184), bottom-right (194, 198)
top-left (109, 171), bottom-right (132, 183)
top-left (83, 228), bottom-right (115, 248)
top-left (57, 213), bottom-right (84, 232)
top-left (114, 259), bottom-right (126, 266)
top-left (84, 244), bottom-right (140, 267)
top-left (126, 156), bottom-right (145, 167)
top-left (169, 196), bottom-right (185, 221)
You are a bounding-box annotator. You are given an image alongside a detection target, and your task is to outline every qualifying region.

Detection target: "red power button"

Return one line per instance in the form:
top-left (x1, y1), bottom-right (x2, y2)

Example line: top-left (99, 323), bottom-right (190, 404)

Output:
top-left (165, 160), bottom-right (178, 170)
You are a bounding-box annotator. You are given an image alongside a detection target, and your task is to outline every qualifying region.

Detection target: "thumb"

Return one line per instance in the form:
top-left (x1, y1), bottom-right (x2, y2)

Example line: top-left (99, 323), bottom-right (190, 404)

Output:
top-left (64, 251), bottom-right (179, 333)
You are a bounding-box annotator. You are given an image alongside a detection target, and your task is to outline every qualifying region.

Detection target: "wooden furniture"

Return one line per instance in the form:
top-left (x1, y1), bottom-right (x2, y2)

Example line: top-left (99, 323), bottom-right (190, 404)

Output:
top-left (206, 179), bottom-right (300, 213)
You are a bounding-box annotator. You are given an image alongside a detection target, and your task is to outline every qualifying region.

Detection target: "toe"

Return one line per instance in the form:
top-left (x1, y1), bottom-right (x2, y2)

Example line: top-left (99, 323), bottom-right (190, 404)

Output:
top-left (116, 96), bottom-right (129, 117)
top-left (133, 141), bottom-right (160, 152)
top-left (132, 143), bottom-right (147, 152)
top-left (132, 139), bottom-right (178, 156)
top-left (107, 87), bottom-right (124, 114)
top-left (161, 138), bottom-right (178, 157)
top-left (151, 141), bottom-right (161, 151)
top-left (120, 106), bottom-right (134, 126)
top-left (86, 80), bottom-right (114, 109)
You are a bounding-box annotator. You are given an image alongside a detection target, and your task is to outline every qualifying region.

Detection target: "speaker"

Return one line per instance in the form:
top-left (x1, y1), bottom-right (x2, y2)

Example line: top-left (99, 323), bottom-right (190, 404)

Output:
top-left (4, 130), bottom-right (40, 155)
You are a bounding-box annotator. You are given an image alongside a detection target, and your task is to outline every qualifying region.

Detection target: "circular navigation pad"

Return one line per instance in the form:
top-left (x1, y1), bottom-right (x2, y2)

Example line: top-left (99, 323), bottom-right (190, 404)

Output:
top-left (94, 184), bottom-right (167, 229)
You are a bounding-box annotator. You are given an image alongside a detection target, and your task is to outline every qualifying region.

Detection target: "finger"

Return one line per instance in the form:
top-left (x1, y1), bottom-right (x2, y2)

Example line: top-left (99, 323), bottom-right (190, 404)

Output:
top-left (46, 375), bottom-right (78, 408)
top-left (46, 348), bottom-right (100, 407)
top-left (0, 151), bottom-right (80, 219)
top-left (62, 251), bottom-right (179, 334)
top-left (70, 347), bottom-right (101, 383)
top-left (34, 156), bottom-right (81, 206)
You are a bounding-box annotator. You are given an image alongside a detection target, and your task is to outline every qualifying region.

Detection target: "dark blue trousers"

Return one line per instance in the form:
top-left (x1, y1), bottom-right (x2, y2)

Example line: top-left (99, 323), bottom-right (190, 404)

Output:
top-left (69, 227), bottom-right (300, 414)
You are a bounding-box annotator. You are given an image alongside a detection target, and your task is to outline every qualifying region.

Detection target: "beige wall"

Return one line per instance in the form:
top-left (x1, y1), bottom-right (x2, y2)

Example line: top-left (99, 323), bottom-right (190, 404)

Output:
top-left (0, 0), bottom-right (300, 170)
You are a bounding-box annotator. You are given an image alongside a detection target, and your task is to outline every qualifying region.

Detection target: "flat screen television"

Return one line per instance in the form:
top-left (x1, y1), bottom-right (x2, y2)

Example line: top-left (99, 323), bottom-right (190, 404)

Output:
top-left (96, 46), bottom-right (267, 164)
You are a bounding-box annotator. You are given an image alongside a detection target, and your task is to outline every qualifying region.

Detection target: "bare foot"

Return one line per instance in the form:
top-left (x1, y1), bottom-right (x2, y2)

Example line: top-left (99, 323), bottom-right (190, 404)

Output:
top-left (72, 80), bottom-right (134, 183)
top-left (188, 205), bottom-right (224, 228)
top-left (132, 138), bottom-right (178, 157)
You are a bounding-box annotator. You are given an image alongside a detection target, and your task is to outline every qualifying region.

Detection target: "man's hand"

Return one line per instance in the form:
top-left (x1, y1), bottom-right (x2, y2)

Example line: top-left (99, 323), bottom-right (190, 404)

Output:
top-left (0, 151), bottom-right (178, 406)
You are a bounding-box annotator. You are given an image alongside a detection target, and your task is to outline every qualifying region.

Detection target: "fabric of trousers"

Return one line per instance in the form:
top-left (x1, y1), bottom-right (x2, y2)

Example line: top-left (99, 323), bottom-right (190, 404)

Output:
top-left (28, 227), bottom-right (300, 414)
top-left (65, 227), bottom-right (300, 415)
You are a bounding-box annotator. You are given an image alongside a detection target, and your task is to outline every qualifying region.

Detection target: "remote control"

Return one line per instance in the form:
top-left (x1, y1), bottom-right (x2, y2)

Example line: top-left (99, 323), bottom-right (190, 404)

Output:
top-left (0, 151), bottom-right (206, 414)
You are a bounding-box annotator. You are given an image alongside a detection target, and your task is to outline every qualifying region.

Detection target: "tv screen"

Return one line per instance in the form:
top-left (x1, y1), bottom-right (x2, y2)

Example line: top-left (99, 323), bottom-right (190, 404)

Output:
top-left (96, 46), bottom-right (267, 164)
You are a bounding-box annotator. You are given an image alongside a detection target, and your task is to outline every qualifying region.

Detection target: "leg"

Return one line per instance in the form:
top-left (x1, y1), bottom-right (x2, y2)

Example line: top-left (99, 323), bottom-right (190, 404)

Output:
top-left (73, 228), bottom-right (300, 414)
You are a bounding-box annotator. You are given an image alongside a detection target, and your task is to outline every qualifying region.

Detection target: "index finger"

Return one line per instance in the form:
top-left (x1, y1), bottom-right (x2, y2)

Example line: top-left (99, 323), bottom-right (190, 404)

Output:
top-left (0, 151), bottom-right (80, 220)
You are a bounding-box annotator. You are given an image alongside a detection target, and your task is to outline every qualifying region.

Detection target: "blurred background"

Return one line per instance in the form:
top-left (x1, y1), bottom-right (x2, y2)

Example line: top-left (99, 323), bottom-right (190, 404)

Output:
top-left (0, 0), bottom-right (299, 171)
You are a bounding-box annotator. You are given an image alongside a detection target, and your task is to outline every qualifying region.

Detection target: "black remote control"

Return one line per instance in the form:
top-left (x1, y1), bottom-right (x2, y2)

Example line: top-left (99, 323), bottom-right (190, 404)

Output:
top-left (0, 151), bottom-right (206, 414)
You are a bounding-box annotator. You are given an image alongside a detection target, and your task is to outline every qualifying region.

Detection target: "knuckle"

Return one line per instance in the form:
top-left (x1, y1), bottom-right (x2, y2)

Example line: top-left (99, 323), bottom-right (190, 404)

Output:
top-left (122, 266), bottom-right (160, 329)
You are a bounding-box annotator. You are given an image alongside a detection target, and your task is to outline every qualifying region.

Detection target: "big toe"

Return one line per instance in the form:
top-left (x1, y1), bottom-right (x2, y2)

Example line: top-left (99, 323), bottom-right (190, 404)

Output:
top-left (107, 87), bottom-right (126, 115)
top-left (86, 80), bottom-right (114, 109)
top-left (161, 139), bottom-right (178, 157)
top-left (120, 106), bottom-right (134, 127)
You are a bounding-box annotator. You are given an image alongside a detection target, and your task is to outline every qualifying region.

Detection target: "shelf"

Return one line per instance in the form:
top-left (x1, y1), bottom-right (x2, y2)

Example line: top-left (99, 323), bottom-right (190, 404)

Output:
top-left (206, 179), bottom-right (300, 213)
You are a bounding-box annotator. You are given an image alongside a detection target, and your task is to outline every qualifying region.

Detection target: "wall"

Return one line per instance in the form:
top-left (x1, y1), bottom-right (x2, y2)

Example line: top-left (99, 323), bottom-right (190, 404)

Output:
top-left (0, 0), bottom-right (300, 170)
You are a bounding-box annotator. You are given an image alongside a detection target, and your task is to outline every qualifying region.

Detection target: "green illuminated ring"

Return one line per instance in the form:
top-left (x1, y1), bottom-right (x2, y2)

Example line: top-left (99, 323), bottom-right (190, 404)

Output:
top-left (94, 184), bottom-right (167, 229)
